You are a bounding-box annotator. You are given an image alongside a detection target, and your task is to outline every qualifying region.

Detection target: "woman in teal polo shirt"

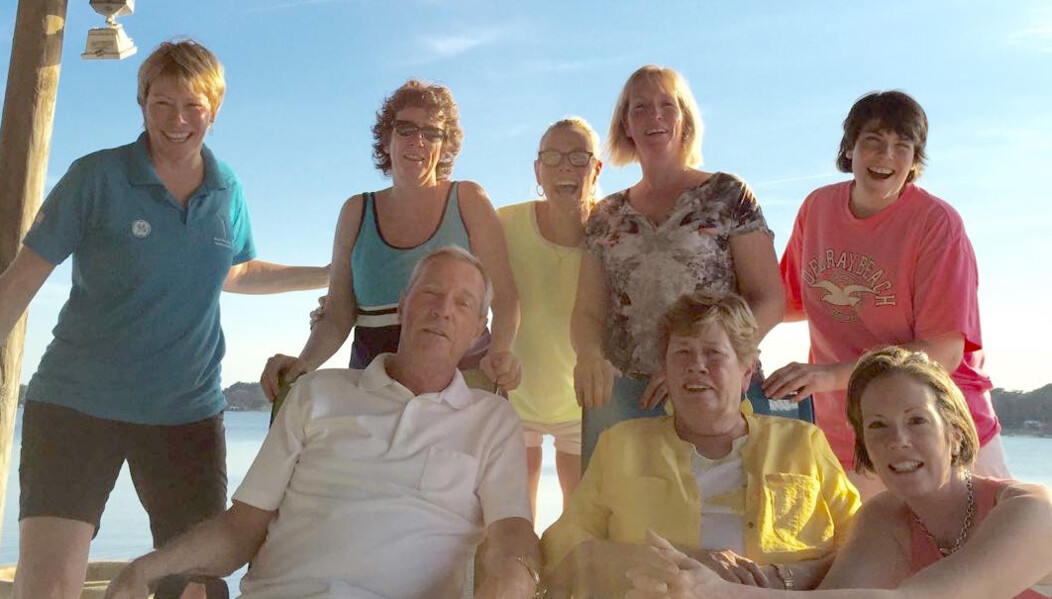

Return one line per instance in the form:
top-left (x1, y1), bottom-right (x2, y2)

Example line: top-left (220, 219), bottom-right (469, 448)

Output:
top-left (0, 40), bottom-right (327, 597)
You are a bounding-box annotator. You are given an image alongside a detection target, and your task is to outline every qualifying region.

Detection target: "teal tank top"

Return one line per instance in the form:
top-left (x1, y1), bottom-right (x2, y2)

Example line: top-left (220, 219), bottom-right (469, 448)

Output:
top-left (348, 182), bottom-right (473, 367)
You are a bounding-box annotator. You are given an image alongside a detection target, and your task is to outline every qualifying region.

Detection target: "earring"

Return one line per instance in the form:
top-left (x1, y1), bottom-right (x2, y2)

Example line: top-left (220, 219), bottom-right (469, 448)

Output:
top-left (535, 184), bottom-right (544, 198)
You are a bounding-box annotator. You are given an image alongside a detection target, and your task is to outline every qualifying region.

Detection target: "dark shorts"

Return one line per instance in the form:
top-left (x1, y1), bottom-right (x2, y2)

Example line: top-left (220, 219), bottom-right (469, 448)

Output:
top-left (19, 401), bottom-right (227, 548)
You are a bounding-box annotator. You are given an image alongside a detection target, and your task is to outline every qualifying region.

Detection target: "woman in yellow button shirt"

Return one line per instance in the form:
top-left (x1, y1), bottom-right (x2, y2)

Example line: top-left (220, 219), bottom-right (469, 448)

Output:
top-left (542, 292), bottom-right (859, 597)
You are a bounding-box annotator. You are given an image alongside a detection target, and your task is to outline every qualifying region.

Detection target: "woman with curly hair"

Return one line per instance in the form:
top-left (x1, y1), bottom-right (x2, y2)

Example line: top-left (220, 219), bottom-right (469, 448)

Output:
top-left (260, 79), bottom-right (520, 396)
top-left (260, 80), bottom-right (519, 397)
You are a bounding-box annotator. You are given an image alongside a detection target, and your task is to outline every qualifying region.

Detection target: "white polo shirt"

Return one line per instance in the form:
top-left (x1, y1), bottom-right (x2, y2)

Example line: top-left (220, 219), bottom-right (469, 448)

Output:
top-left (233, 355), bottom-right (531, 599)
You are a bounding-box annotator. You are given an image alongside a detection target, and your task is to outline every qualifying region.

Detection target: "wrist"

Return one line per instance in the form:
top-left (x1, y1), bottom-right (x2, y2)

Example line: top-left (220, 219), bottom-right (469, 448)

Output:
top-left (772, 563), bottom-right (794, 590)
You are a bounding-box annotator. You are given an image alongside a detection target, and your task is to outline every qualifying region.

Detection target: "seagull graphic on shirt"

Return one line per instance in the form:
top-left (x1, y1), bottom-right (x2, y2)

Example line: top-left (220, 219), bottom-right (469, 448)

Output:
top-left (808, 279), bottom-right (877, 306)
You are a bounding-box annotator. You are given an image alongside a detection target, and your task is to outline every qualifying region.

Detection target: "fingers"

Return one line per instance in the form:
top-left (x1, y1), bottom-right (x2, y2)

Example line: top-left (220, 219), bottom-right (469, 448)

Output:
top-left (574, 355), bottom-right (620, 408)
top-left (639, 372), bottom-right (668, 410)
top-left (480, 352), bottom-right (522, 392)
top-left (761, 362), bottom-right (806, 400)
top-left (260, 355), bottom-right (307, 401)
top-left (740, 559), bottom-right (772, 587)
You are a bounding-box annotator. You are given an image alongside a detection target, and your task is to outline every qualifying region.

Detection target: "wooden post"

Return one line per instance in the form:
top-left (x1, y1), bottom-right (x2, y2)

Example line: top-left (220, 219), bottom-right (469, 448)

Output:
top-left (0, 0), bottom-right (69, 546)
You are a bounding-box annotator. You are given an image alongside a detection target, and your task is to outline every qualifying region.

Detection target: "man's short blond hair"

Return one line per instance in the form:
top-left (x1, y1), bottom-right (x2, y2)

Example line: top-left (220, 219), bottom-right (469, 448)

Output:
top-left (404, 246), bottom-right (493, 317)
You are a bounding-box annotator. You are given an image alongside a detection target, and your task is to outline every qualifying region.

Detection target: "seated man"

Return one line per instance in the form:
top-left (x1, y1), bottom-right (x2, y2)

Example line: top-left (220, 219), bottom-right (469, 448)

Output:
top-left (542, 292), bottom-right (860, 597)
top-left (105, 246), bottom-right (540, 599)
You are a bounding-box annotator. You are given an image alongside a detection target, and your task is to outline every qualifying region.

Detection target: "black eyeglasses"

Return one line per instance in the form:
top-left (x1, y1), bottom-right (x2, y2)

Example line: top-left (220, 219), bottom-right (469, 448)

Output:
top-left (393, 120), bottom-right (446, 143)
top-left (538, 149), bottom-right (593, 167)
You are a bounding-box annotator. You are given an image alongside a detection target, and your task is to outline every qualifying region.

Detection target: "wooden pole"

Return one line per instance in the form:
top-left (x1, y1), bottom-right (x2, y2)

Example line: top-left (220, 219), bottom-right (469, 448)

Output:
top-left (0, 0), bottom-right (69, 547)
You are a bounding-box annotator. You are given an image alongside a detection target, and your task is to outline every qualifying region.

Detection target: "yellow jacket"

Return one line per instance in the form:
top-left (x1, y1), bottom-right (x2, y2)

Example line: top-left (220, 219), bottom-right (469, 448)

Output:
top-left (541, 414), bottom-right (860, 572)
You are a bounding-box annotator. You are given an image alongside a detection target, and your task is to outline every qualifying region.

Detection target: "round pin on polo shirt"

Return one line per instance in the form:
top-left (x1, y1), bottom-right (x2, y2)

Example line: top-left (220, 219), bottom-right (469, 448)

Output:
top-left (131, 219), bottom-right (151, 238)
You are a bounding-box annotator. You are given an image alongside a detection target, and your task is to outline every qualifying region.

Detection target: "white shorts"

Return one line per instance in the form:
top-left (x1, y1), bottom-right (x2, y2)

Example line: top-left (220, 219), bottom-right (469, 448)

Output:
top-left (521, 419), bottom-right (582, 455)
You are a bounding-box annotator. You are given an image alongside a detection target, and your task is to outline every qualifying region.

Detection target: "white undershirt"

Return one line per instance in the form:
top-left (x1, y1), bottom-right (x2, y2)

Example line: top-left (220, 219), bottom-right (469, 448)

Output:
top-left (690, 435), bottom-right (748, 555)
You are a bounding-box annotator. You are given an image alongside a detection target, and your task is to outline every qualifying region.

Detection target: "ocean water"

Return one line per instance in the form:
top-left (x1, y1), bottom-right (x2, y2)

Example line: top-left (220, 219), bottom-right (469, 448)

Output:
top-left (0, 410), bottom-right (1049, 591)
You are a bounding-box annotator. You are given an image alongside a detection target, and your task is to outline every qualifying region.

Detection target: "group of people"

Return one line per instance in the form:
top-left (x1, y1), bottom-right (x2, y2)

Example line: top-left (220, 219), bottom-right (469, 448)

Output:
top-left (0, 37), bottom-right (1048, 599)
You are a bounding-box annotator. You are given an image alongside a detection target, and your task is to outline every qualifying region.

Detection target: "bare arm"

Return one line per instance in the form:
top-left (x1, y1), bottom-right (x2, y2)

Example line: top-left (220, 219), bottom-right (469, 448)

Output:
top-left (570, 252), bottom-right (619, 407)
top-left (459, 181), bottom-right (522, 389)
top-left (104, 501), bottom-right (274, 598)
top-left (0, 247), bottom-right (56, 343)
top-left (222, 260), bottom-right (329, 294)
top-left (762, 332), bottom-right (964, 402)
top-left (258, 196), bottom-right (362, 399)
top-left (729, 230), bottom-right (784, 340)
top-left (475, 517), bottom-right (541, 599)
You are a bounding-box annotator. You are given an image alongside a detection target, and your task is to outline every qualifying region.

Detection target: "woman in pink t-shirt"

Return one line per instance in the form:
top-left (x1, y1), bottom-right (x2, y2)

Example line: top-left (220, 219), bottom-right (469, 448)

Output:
top-left (763, 91), bottom-right (1008, 499)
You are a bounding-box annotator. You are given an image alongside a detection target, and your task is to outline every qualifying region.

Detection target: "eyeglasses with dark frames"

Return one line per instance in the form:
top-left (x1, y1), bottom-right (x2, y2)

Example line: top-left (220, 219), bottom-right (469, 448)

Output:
top-left (393, 120), bottom-right (447, 143)
top-left (538, 149), bottom-right (594, 167)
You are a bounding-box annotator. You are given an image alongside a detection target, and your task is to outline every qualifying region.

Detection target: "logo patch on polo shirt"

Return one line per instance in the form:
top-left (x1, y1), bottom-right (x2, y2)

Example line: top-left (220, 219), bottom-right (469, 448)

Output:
top-left (131, 219), bottom-right (152, 238)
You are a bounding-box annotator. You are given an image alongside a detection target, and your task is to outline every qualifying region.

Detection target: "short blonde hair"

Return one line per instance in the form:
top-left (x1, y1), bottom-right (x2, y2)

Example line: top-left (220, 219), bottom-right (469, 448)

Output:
top-left (137, 39), bottom-right (225, 119)
top-left (606, 65), bottom-right (704, 168)
top-left (540, 116), bottom-right (602, 155)
top-left (659, 291), bottom-right (758, 364)
top-left (846, 347), bottom-right (980, 474)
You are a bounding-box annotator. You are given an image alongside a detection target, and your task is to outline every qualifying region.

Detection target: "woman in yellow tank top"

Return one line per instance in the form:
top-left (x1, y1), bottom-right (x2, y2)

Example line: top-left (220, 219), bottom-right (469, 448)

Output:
top-left (497, 117), bottom-right (603, 518)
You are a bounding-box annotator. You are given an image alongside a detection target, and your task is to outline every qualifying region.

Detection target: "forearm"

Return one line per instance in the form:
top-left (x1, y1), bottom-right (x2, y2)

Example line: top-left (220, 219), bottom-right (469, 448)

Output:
top-left (0, 272), bottom-right (38, 343)
top-left (224, 260), bottom-right (329, 294)
top-left (487, 294), bottom-right (520, 354)
top-left (478, 518), bottom-right (539, 596)
top-left (297, 314), bottom-right (355, 370)
top-left (0, 248), bottom-right (54, 342)
top-left (781, 554), bottom-right (834, 590)
top-left (571, 309), bottom-right (605, 359)
top-left (744, 290), bottom-right (785, 340)
top-left (901, 334), bottom-right (965, 373)
top-left (132, 505), bottom-right (270, 583)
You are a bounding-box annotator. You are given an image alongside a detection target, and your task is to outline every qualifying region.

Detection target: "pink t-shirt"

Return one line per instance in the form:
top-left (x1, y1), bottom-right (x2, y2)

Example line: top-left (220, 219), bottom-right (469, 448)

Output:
top-left (781, 181), bottom-right (999, 466)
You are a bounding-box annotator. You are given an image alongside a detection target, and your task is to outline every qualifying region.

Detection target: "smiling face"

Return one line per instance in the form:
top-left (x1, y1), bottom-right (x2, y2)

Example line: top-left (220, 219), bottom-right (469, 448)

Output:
top-left (397, 254), bottom-right (487, 369)
top-left (623, 80), bottom-right (685, 164)
top-left (384, 106), bottom-right (447, 185)
top-left (665, 324), bottom-right (753, 434)
top-left (534, 125), bottom-right (600, 213)
top-left (143, 76), bottom-right (214, 163)
top-left (849, 121), bottom-right (917, 207)
top-left (860, 373), bottom-right (958, 499)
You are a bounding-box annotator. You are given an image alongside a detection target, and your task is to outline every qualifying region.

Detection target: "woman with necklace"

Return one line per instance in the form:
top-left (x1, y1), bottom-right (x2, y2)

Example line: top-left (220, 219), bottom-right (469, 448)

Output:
top-left (497, 117), bottom-right (603, 517)
top-left (626, 347), bottom-right (1052, 599)
top-left (572, 65), bottom-right (784, 468)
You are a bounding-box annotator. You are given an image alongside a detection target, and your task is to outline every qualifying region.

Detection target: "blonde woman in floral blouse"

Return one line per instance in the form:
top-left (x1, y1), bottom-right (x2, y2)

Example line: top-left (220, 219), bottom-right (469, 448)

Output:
top-left (572, 65), bottom-right (784, 467)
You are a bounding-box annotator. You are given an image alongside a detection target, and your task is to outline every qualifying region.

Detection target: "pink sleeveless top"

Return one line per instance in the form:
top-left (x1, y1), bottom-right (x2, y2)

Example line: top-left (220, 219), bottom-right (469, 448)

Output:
top-left (909, 476), bottom-right (1045, 598)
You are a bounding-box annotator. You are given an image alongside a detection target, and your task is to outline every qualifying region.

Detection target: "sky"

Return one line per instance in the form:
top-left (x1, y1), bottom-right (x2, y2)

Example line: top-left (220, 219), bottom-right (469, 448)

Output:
top-left (2, 0), bottom-right (1051, 392)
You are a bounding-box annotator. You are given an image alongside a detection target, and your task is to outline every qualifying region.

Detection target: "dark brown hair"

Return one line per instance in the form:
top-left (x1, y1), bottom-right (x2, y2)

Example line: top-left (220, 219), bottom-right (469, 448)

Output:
top-left (836, 90), bottom-right (928, 182)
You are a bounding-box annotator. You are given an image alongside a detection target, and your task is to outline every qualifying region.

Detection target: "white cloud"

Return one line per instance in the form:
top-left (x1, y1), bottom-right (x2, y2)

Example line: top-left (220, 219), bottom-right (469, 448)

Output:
top-left (246, 0), bottom-right (346, 14)
top-left (1006, 24), bottom-right (1052, 52)
top-left (419, 29), bottom-right (502, 58)
top-left (752, 172), bottom-right (836, 189)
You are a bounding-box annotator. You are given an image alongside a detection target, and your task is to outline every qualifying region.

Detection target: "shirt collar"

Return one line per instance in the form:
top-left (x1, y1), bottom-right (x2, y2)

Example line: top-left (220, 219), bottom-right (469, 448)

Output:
top-left (359, 354), bottom-right (475, 409)
top-left (125, 132), bottom-right (228, 193)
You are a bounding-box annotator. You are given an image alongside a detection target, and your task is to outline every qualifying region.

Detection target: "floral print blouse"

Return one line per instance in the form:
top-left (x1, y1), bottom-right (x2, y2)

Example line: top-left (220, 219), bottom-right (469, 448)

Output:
top-left (584, 172), bottom-right (772, 377)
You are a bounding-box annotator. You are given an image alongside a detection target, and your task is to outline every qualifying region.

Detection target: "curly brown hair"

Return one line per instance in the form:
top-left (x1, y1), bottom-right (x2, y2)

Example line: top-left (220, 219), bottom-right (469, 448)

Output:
top-left (372, 79), bottom-right (463, 179)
